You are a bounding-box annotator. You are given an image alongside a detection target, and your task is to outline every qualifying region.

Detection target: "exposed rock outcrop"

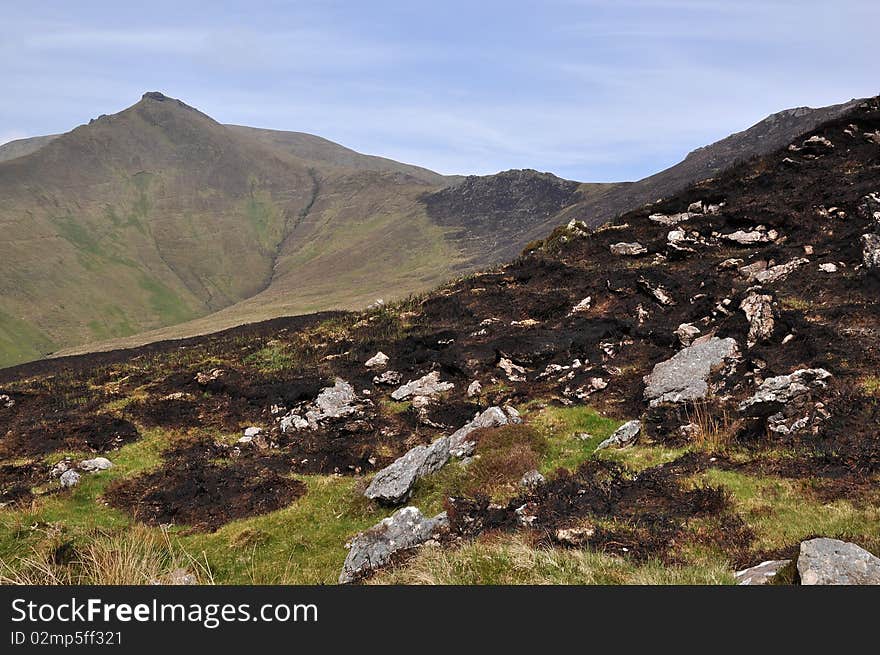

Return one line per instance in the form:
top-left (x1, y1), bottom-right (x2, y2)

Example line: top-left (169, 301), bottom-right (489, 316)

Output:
top-left (643, 336), bottom-right (740, 406)
top-left (391, 372), bottom-right (454, 401)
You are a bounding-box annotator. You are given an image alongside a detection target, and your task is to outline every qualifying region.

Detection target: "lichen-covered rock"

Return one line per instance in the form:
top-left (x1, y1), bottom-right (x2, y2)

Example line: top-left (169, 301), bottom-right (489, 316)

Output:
top-left (59, 469), bottom-right (80, 488)
top-left (339, 507), bottom-right (448, 584)
top-left (594, 420), bottom-right (641, 451)
top-left (738, 368), bottom-right (832, 415)
top-left (391, 372), bottom-right (454, 401)
top-left (797, 538), bottom-right (880, 585)
top-left (610, 242), bottom-right (648, 256)
top-left (643, 336), bottom-right (740, 406)
top-left (740, 292), bottom-right (775, 347)
top-left (365, 352), bottom-right (390, 368)
top-left (861, 233), bottom-right (880, 269)
top-left (364, 437), bottom-right (451, 504)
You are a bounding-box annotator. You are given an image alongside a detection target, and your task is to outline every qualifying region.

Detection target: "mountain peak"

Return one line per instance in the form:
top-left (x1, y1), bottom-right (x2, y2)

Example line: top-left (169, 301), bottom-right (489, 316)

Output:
top-left (138, 91), bottom-right (199, 113)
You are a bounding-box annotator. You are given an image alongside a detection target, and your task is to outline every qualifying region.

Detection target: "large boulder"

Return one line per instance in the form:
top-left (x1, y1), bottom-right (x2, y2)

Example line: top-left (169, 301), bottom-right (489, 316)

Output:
top-left (738, 368), bottom-right (831, 415)
top-left (339, 507), bottom-right (448, 584)
top-left (364, 437), bottom-right (451, 504)
top-left (594, 420), bottom-right (642, 451)
top-left (391, 372), bottom-right (454, 401)
top-left (280, 378), bottom-right (362, 431)
top-left (643, 336), bottom-right (740, 406)
top-left (797, 538), bottom-right (880, 585)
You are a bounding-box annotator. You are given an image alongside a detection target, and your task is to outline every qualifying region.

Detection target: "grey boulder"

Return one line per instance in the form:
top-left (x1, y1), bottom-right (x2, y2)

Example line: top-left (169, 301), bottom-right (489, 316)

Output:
top-left (643, 336), bottom-right (740, 406)
top-left (364, 437), bottom-right (451, 505)
top-left (391, 372), bottom-right (454, 401)
top-left (797, 538), bottom-right (880, 585)
top-left (595, 420), bottom-right (641, 451)
top-left (738, 368), bottom-right (831, 415)
top-left (339, 507), bottom-right (448, 584)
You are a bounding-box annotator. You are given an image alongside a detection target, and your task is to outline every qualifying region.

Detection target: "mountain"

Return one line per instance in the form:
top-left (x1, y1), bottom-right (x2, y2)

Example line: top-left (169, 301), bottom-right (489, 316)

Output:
top-left (0, 93), bottom-right (864, 367)
top-left (1, 95), bottom-right (877, 585)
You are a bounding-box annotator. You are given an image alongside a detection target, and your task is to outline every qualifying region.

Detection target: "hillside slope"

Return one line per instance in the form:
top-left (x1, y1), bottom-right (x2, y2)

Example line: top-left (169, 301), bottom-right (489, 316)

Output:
top-left (1, 95), bottom-right (878, 585)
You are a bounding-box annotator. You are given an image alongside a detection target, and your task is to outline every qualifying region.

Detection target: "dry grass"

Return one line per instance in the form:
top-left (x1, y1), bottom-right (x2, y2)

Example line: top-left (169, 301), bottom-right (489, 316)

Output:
top-left (684, 401), bottom-right (740, 453)
top-left (0, 525), bottom-right (213, 585)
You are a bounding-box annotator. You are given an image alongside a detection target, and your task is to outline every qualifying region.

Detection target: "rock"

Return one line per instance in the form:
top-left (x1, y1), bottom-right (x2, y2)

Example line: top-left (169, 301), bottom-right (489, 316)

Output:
top-left (515, 502), bottom-right (539, 527)
top-left (797, 538), bottom-right (880, 585)
top-left (467, 380), bottom-right (482, 398)
top-left (279, 414), bottom-right (309, 432)
top-left (738, 368), bottom-right (832, 415)
top-left (365, 437), bottom-right (451, 504)
top-left (861, 233), bottom-right (880, 268)
top-left (79, 457), bottom-right (113, 473)
top-left (555, 525), bottom-right (596, 546)
top-left (649, 212), bottom-right (691, 226)
top-left (610, 242), bottom-right (648, 256)
top-left (569, 296), bottom-right (592, 314)
top-left (801, 135), bottom-right (834, 153)
top-left (643, 336), bottom-right (740, 406)
top-left (740, 292), bottom-right (775, 347)
top-left (49, 459), bottom-right (72, 478)
top-left (373, 370), bottom-right (402, 386)
top-left (59, 469), bottom-right (80, 488)
top-left (0, 394), bottom-right (14, 408)
top-left (339, 507), bottom-right (448, 584)
top-left (858, 192), bottom-right (880, 225)
top-left (195, 368), bottom-right (224, 385)
top-left (519, 469), bottom-right (546, 490)
top-left (497, 357), bottom-right (527, 382)
top-left (687, 200), bottom-right (704, 214)
top-left (308, 379), bottom-right (359, 424)
top-left (638, 276), bottom-right (676, 306)
top-left (818, 262), bottom-right (839, 273)
top-left (449, 406), bottom-right (521, 458)
top-left (718, 258), bottom-right (744, 271)
top-left (738, 260), bottom-right (767, 279)
top-left (755, 258), bottom-right (810, 284)
top-left (721, 226), bottom-right (779, 245)
top-left (594, 420), bottom-right (642, 451)
top-left (365, 351), bottom-right (390, 369)
top-left (391, 372), bottom-right (454, 401)
top-left (243, 426), bottom-right (263, 438)
top-left (675, 323), bottom-right (701, 347)
top-left (167, 568), bottom-right (198, 585)
top-left (734, 559), bottom-right (790, 585)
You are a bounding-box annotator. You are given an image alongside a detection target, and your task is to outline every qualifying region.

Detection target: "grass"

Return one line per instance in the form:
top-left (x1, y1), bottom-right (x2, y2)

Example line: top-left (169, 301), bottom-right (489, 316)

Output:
top-left (370, 534), bottom-right (735, 585)
top-left (529, 405), bottom-right (623, 472)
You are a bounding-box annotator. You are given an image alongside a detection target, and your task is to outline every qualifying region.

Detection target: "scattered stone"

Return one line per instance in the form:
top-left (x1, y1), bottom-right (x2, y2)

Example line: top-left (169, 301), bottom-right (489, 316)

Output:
top-left (610, 242), bottom-right (648, 256)
top-left (59, 469), bottom-right (80, 488)
top-left (738, 260), bottom-right (768, 280)
top-left (638, 277), bottom-right (676, 306)
top-left (391, 372), bottom-right (454, 401)
top-left (554, 525), bottom-right (596, 546)
top-left (279, 414), bottom-right (309, 432)
top-left (721, 226), bottom-right (779, 245)
top-left (735, 559), bottom-right (791, 585)
top-left (306, 379), bottom-right (360, 426)
top-left (0, 394), bottom-right (14, 408)
top-left (510, 318), bottom-right (540, 328)
top-left (740, 292), bottom-right (775, 347)
top-left (373, 370), bottom-right (403, 386)
top-left (649, 212), bottom-right (691, 226)
top-left (49, 459), bottom-right (72, 479)
top-left (467, 380), bottom-right (482, 398)
top-left (818, 262), bottom-right (839, 273)
top-left (595, 420), bottom-right (641, 451)
top-left (243, 427), bottom-right (263, 438)
top-left (797, 538), bottom-right (880, 585)
top-left (519, 469), bottom-right (546, 490)
top-left (675, 323), bottom-right (701, 347)
top-left (79, 457), bottom-right (113, 473)
top-left (751, 258), bottom-right (810, 284)
top-left (365, 352), bottom-right (390, 369)
top-left (802, 135), bottom-right (834, 153)
top-left (497, 357), bottom-right (527, 382)
top-left (195, 369), bottom-right (224, 385)
top-left (718, 258), bottom-right (744, 271)
top-left (515, 502), bottom-right (539, 527)
top-left (569, 296), bottom-right (592, 314)
top-left (738, 368), bottom-right (832, 415)
top-left (643, 336), bottom-right (740, 406)
top-left (687, 200), bottom-right (705, 214)
top-left (861, 233), bottom-right (880, 269)
top-left (339, 507), bottom-right (448, 584)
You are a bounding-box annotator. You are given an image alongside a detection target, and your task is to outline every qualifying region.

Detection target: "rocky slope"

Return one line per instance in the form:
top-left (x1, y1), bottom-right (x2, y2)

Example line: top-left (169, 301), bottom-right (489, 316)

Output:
top-left (0, 94), bottom-right (861, 367)
top-left (0, 96), bottom-right (878, 585)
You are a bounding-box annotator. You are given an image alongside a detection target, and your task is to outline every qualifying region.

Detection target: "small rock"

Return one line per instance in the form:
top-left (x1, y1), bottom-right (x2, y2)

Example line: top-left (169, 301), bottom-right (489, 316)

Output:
top-left (675, 323), bottom-right (701, 347)
top-left (59, 470), bottom-right (80, 488)
top-left (555, 525), bottom-right (596, 546)
top-left (79, 457), bottom-right (113, 473)
top-left (610, 242), bottom-right (648, 256)
top-left (740, 292), bottom-right (775, 347)
top-left (738, 368), bottom-right (832, 415)
top-left (735, 559), bottom-right (790, 585)
top-left (797, 538), bottom-right (880, 585)
top-left (861, 233), bottom-right (880, 269)
top-left (721, 226), bottom-right (779, 245)
top-left (243, 427), bottom-right (263, 438)
top-left (569, 296), bottom-right (592, 314)
top-left (857, 192), bottom-right (880, 225)
top-left (467, 380), bottom-right (482, 397)
top-left (0, 394), bottom-right (14, 408)
top-left (519, 469), bottom-right (546, 490)
top-left (365, 352), bottom-right (390, 369)
top-left (497, 357), bottom-right (527, 382)
top-left (595, 420), bottom-right (641, 451)
top-left (751, 258), bottom-right (810, 284)
top-left (391, 372), bottom-right (454, 401)
top-left (818, 262), bottom-right (839, 273)
top-left (373, 370), bottom-right (403, 386)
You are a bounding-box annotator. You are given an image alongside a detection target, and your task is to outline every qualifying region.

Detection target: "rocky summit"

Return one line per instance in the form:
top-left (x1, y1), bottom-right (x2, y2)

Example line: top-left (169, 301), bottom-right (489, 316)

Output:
top-left (0, 95), bottom-right (878, 586)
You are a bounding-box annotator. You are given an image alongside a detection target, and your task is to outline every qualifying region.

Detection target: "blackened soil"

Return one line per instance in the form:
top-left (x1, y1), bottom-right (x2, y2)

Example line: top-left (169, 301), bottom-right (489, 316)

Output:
top-left (0, 462), bottom-right (46, 505)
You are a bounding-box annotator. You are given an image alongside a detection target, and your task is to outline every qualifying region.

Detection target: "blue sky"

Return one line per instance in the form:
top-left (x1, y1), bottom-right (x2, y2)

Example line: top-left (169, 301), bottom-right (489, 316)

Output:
top-left (1, 0), bottom-right (877, 181)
